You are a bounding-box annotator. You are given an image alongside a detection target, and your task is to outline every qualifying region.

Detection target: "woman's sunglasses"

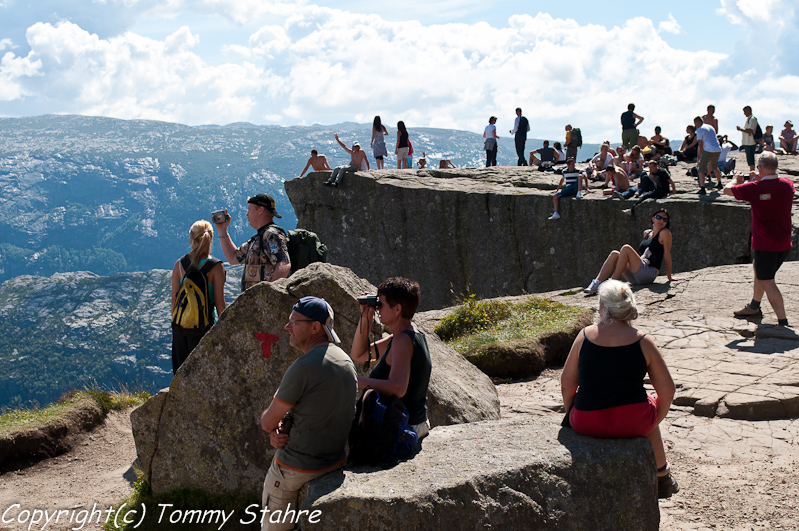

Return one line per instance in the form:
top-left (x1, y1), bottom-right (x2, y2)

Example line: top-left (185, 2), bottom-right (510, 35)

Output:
top-left (653, 214), bottom-right (669, 222)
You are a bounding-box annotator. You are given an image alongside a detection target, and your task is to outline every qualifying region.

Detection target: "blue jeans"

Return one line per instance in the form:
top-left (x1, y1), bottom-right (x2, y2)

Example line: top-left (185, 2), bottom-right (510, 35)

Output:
top-left (328, 163), bottom-right (357, 184)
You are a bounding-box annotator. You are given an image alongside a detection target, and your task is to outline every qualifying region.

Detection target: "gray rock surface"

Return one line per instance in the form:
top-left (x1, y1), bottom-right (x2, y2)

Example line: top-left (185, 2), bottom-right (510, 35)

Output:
top-left (285, 153), bottom-right (798, 311)
top-left (523, 262), bottom-right (799, 421)
top-left (298, 416), bottom-right (659, 531)
top-left (131, 263), bottom-right (499, 496)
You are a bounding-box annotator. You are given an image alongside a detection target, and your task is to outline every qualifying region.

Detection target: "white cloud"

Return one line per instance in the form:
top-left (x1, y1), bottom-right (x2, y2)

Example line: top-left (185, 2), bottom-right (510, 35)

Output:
top-left (1, 5), bottom-right (798, 145)
top-left (0, 38), bottom-right (14, 50)
top-left (658, 14), bottom-right (681, 34)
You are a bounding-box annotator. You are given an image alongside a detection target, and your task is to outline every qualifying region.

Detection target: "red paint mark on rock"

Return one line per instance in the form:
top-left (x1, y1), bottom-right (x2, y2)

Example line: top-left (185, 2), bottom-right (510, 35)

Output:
top-left (254, 333), bottom-right (280, 359)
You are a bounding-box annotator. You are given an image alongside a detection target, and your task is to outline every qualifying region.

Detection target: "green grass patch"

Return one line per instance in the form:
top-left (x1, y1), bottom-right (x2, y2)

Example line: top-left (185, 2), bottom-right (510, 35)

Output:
top-left (0, 389), bottom-right (149, 435)
top-left (437, 296), bottom-right (588, 355)
top-left (104, 472), bottom-right (260, 531)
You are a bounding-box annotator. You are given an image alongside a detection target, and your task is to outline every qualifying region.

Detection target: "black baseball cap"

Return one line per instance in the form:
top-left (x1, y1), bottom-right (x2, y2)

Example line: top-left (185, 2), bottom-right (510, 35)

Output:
top-left (248, 193), bottom-right (282, 218)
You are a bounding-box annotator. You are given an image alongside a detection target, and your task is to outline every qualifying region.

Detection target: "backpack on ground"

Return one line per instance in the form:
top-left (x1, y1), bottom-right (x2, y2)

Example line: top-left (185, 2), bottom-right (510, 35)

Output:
top-left (754, 123), bottom-right (763, 142)
top-left (268, 224), bottom-right (328, 276)
top-left (538, 161), bottom-right (554, 172)
top-left (572, 128), bottom-right (583, 147)
top-left (348, 388), bottom-right (418, 468)
top-left (171, 255), bottom-right (221, 336)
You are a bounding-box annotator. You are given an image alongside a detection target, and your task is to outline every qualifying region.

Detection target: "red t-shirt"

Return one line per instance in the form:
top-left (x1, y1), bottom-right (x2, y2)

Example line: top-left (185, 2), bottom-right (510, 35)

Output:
top-left (731, 176), bottom-right (795, 251)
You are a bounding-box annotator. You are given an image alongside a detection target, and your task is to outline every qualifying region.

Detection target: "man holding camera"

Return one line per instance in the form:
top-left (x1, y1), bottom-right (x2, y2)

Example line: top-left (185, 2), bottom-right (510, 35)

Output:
top-left (215, 193), bottom-right (290, 292)
top-left (259, 297), bottom-right (357, 531)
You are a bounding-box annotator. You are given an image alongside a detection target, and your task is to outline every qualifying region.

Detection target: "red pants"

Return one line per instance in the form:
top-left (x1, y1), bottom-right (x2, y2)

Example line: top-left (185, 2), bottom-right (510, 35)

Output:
top-left (570, 394), bottom-right (658, 438)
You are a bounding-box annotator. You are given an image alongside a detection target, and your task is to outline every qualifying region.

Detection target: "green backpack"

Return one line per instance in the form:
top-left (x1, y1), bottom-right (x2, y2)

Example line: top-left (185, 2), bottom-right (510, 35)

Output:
top-left (572, 128), bottom-right (583, 147)
top-left (270, 225), bottom-right (329, 275)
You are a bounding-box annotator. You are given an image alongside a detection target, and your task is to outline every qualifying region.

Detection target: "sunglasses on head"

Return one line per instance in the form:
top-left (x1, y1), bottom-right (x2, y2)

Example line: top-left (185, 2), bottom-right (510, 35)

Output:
top-left (653, 214), bottom-right (669, 221)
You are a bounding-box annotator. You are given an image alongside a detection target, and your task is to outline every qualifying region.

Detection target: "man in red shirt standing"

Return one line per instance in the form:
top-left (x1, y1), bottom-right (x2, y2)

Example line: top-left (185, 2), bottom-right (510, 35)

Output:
top-left (724, 151), bottom-right (795, 326)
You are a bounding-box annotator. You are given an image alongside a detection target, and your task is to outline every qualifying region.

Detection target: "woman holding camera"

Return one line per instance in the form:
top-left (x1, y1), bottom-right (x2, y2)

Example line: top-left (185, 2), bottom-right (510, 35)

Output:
top-left (350, 277), bottom-right (432, 439)
top-left (561, 279), bottom-right (678, 498)
top-left (171, 220), bottom-right (226, 374)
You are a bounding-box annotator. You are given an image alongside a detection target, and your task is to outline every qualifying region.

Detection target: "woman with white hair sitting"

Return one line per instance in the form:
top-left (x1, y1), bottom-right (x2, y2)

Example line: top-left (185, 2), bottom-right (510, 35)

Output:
top-left (560, 279), bottom-right (679, 498)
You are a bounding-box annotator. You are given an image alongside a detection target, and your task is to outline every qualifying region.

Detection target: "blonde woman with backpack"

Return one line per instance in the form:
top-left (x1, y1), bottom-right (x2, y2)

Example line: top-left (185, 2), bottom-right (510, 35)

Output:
top-left (171, 220), bottom-right (226, 374)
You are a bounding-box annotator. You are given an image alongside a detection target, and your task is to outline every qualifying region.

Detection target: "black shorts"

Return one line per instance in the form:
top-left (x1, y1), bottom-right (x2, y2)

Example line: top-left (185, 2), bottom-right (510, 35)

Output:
top-left (753, 249), bottom-right (790, 281)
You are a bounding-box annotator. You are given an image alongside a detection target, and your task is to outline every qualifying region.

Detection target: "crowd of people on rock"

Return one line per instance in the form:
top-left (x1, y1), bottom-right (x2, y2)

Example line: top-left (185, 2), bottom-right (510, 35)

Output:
top-left (164, 99), bottom-right (795, 528)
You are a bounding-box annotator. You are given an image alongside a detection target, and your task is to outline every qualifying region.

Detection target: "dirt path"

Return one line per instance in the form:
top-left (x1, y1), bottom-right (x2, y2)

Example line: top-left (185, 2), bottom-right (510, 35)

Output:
top-left (0, 409), bottom-right (138, 531)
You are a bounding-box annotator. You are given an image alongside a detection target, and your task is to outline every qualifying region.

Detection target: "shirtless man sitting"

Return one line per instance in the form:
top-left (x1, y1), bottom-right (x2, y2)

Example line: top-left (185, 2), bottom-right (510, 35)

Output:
top-left (299, 149), bottom-right (331, 177)
top-left (325, 134), bottom-right (370, 187)
top-left (603, 165), bottom-right (631, 198)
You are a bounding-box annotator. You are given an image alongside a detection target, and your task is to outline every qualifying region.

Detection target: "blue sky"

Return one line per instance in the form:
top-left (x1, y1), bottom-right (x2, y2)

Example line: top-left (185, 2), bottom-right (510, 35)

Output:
top-left (1, 0), bottom-right (797, 143)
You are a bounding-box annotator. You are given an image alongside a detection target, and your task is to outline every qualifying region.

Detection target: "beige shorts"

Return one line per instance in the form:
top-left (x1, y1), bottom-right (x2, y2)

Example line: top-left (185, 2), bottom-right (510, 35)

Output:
top-left (698, 150), bottom-right (720, 174)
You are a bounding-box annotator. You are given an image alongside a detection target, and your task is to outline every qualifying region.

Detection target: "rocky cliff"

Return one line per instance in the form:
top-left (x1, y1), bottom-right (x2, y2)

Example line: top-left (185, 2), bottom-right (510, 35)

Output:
top-left (286, 163), bottom-right (796, 310)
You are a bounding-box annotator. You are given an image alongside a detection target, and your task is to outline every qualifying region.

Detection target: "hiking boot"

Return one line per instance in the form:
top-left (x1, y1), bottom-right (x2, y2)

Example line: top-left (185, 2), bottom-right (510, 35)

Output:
top-left (714, 181), bottom-right (723, 189)
top-left (583, 279), bottom-right (601, 294)
top-left (697, 187), bottom-right (706, 195)
top-left (548, 212), bottom-right (561, 220)
top-left (658, 473), bottom-right (679, 499)
top-left (733, 304), bottom-right (763, 318)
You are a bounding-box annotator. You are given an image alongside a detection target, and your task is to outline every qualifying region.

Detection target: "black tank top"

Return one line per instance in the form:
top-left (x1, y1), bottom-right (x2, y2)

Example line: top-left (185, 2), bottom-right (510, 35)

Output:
top-left (369, 329), bottom-right (432, 425)
top-left (638, 230), bottom-right (665, 270)
top-left (399, 131), bottom-right (409, 149)
top-left (573, 333), bottom-right (648, 411)
top-left (621, 110), bottom-right (635, 130)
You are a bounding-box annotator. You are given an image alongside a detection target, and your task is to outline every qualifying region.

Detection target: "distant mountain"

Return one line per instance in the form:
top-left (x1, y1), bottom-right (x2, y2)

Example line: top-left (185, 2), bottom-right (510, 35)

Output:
top-left (0, 115), bottom-right (593, 283)
top-left (0, 268), bottom-right (242, 410)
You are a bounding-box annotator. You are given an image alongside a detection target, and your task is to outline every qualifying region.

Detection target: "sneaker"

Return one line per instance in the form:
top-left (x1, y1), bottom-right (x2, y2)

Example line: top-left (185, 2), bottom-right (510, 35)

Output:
top-left (613, 191), bottom-right (624, 199)
top-left (622, 208), bottom-right (633, 216)
top-left (697, 187), bottom-right (706, 195)
top-left (658, 473), bottom-right (679, 499)
top-left (323, 181), bottom-right (332, 186)
top-left (331, 182), bottom-right (338, 187)
top-left (576, 191), bottom-right (582, 199)
top-left (733, 304), bottom-right (763, 318)
top-left (714, 181), bottom-right (723, 189)
top-left (548, 212), bottom-right (560, 220)
top-left (583, 279), bottom-right (601, 294)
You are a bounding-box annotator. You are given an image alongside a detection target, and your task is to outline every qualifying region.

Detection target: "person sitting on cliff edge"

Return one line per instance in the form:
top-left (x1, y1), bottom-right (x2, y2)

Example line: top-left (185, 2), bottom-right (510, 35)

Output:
top-left (325, 134), bottom-right (369, 187)
top-left (298, 149), bottom-right (331, 178)
top-left (214, 193), bottom-right (290, 292)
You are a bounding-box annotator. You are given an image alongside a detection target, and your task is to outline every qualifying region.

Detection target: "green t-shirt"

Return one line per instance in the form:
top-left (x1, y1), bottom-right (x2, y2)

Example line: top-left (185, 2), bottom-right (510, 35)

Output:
top-left (274, 343), bottom-right (357, 472)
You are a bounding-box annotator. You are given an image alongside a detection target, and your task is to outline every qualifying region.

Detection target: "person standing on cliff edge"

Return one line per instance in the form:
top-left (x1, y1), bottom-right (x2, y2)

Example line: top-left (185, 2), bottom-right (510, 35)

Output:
top-left (621, 103), bottom-right (644, 149)
top-left (724, 151), bottom-right (795, 326)
top-left (510, 108), bottom-right (530, 166)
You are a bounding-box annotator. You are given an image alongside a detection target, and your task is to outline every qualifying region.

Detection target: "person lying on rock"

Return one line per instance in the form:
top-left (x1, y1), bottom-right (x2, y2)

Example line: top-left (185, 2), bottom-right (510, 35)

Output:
top-left (561, 279), bottom-right (679, 499)
top-left (260, 297), bottom-right (357, 531)
top-left (350, 277), bottom-right (432, 443)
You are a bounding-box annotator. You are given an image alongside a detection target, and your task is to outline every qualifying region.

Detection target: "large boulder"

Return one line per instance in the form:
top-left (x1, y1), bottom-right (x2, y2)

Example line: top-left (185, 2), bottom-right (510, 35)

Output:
top-left (285, 168), bottom-right (779, 310)
top-left (298, 416), bottom-right (659, 531)
top-left (131, 263), bottom-right (499, 496)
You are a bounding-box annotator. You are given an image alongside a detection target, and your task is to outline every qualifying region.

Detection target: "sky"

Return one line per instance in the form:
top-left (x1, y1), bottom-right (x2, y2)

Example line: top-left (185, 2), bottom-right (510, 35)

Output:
top-left (1, 0), bottom-right (798, 143)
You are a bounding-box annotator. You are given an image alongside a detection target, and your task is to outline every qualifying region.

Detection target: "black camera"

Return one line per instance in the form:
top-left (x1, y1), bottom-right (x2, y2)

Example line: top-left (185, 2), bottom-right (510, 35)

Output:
top-left (357, 294), bottom-right (381, 307)
top-left (279, 412), bottom-right (294, 435)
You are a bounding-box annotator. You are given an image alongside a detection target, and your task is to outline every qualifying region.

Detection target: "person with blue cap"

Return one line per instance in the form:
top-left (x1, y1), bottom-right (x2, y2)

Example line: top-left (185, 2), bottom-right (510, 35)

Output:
top-left (259, 296), bottom-right (356, 531)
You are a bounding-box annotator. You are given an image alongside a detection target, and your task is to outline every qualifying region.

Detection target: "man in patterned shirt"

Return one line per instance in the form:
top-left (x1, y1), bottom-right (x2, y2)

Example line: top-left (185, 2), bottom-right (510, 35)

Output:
top-left (215, 193), bottom-right (291, 291)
